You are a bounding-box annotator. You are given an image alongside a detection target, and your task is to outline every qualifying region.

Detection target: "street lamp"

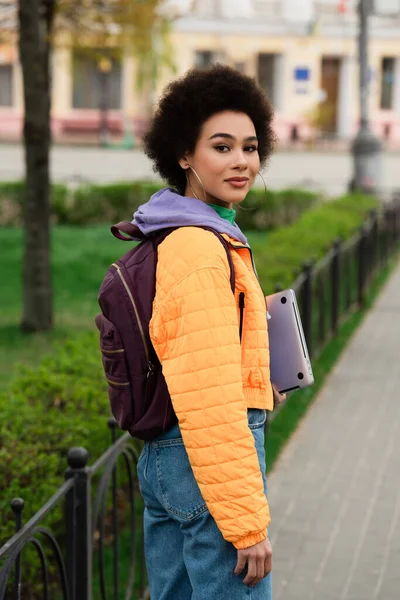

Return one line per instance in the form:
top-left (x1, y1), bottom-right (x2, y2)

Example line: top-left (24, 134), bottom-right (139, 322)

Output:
top-left (350, 0), bottom-right (383, 195)
top-left (98, 56), bottom-right (113, 148)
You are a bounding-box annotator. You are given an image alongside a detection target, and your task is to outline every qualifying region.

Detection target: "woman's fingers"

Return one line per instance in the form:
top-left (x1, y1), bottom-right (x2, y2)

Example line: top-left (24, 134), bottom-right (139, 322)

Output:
top-left (272, 384), bottom-right (287, 408)
top-left (234, 553), bottom-right (247, 577)
top-left (242, 556), bottom-right (257, 586)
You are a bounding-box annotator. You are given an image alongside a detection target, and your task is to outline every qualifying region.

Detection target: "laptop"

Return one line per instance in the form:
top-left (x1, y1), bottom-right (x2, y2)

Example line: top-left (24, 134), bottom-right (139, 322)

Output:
top-left (266, 289), bottom-right (314, 394)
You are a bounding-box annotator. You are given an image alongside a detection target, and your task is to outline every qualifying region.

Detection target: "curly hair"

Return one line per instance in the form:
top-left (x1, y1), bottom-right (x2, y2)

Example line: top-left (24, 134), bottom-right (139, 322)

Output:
top-left (143, 64), bottom-right (275, 193)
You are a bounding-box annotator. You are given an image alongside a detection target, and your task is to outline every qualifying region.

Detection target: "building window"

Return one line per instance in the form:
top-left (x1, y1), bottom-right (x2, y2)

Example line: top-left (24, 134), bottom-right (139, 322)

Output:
top-left (0, 64), bottom-right (13, 107)
top-left (195, 51), bottom-right (216, 69)
top-left (234, 62), bottom-right (246, 74)
top-left (319, 57), bottom-right (340, 134)
top-left (72, 51), bottom-right (122, 110)
top-left (380, 57), bottom-right (395, 110)
top-left (257, 54), bottom-right (276, 100)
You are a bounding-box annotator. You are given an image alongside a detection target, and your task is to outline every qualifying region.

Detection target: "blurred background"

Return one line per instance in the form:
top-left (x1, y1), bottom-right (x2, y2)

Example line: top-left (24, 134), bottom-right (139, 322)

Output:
top-left (0, 0), bottom-right (400, 193)
top-left (0, 0), bottom-right (399, 145)
top-left (1, 2), bottom-right (400, 599)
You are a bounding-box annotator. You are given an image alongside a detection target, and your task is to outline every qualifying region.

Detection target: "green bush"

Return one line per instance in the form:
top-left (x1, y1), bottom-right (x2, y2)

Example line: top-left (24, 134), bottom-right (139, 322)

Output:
top-left (236, 188), bottom-right (319, 230)
top-left (251, 193), bottom-right (379, 291)
top-left (67, 181), bottom-right (160, 225)
top-left (0, 181), bottom-right (24, 225)
top-left (0, 180), bottom-right (319, 229)
top-left (0, 333), bottom-right (111, 542)
top-left (0, 182), bottom-right (69, 226)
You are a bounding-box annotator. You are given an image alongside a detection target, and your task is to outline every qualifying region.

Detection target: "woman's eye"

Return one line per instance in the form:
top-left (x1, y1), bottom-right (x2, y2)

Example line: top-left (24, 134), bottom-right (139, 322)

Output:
top-left (214, 144), bottom-right (258, 153)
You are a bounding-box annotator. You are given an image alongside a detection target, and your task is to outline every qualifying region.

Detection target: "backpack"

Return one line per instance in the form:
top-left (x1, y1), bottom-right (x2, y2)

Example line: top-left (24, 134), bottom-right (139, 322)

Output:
top-left (95, 221), bottom-right (236, 441)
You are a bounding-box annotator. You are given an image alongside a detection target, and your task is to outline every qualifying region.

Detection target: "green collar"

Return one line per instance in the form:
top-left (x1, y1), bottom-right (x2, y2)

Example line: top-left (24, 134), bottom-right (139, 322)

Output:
top-left (209, 203), bottom-right (236, 225)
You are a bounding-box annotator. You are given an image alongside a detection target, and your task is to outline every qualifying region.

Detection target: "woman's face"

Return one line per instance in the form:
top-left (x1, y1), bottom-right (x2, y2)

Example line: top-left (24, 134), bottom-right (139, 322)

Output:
top-left (179, 111), bottom-right (260, 209)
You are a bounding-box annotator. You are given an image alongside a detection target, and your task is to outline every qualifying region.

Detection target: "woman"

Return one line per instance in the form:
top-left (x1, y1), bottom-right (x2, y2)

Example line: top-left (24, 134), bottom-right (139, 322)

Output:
top-left (135, 64), bottom-right (285, 600)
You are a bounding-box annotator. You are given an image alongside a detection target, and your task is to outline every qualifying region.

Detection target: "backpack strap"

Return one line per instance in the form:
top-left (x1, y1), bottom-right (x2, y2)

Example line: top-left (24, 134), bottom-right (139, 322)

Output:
top-left (152, 226), bottom-right (236, 294)
top-left (111, 221), bottom-right (145, 241)
top-left (110, 222), bottom-right (236, 293)
top-left (200, 227), bottom-right (236, 294)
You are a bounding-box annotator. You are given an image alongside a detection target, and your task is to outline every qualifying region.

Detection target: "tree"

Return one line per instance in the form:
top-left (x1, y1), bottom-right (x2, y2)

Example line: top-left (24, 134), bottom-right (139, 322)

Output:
top-left (18, 0), bottom-right (54, 331)
top-left (0, 0), bottom-right (174, 331)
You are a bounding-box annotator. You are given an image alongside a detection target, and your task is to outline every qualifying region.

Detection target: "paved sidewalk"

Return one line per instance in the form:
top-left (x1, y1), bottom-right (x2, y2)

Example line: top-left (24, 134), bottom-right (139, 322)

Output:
top-left (1, 143), bottom-right (400, 196)
top-left (268, 262), bottom-right (400, 600)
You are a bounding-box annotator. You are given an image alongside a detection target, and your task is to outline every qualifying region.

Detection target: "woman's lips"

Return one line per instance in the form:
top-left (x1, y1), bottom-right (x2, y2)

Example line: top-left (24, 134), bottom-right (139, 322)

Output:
top-left (225, 180), bottom-right (248, 188)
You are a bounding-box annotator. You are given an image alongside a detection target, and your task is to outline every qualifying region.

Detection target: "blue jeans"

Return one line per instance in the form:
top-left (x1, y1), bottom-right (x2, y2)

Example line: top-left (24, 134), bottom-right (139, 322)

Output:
top-left (137, 409), bottom-right (272, 600)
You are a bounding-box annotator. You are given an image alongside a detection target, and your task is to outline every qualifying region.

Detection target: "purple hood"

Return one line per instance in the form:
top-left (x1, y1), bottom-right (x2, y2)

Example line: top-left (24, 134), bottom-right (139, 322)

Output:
top-left (131, 187), bottom-right (248, 246)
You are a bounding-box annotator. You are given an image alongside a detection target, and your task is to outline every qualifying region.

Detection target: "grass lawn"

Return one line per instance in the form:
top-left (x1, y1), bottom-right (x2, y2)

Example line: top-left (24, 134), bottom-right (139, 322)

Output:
top-left (1, 226), bottom-right (119, 388)
top-left (0, 226), bottom-right (268, 389)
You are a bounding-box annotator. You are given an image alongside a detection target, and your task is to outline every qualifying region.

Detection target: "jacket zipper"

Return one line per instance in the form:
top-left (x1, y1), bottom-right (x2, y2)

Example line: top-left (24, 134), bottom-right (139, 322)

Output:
top-left (227, 241), bottom-right (264, 295)
top-left (239, 292), bottom-right (245, 342)
top-left (112, 262), bottom-right (154, 373)
top-left (227, 240), bottom-right (263, 343)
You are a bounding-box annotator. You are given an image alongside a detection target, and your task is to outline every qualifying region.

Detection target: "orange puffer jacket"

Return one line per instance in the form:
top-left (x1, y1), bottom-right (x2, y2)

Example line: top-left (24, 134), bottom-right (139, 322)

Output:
top-left (149, 226), bottom-right (274, 550)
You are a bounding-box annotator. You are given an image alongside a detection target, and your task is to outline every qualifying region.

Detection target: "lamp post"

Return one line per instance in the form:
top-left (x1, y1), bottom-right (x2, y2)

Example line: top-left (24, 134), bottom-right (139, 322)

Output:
top-left (350, 0), bottom-right (383, 194)
top-left (98, 56), bottom-right (112, 148)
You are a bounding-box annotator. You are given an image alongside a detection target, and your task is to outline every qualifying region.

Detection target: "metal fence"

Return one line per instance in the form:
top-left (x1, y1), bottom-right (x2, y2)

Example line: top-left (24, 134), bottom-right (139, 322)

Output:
top-left (288, 200), bottom-right (400, 362)
top-left (0, 420), bottom-right (148, 600)
top-left (1, 199), bottom-right (400, 600)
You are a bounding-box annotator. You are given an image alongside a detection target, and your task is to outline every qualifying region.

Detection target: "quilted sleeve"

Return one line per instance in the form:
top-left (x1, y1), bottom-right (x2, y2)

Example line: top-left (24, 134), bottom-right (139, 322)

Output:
top-left (149, 264), bottom-right (271, 549)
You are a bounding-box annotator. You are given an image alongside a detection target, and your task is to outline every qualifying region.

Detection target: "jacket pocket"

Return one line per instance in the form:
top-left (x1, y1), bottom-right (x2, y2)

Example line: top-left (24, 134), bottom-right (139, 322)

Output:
top-left (154, 438), bottom-right (208, 521)
top-left (247, 408), bottom-right (267, 430)
top-left (95, 313), bottom-right (135, 430)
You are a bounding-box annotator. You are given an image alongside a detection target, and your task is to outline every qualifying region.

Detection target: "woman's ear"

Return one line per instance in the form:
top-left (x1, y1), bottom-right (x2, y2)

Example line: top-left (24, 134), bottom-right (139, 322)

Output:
top-left (178, 156), bottom-right (190, 170)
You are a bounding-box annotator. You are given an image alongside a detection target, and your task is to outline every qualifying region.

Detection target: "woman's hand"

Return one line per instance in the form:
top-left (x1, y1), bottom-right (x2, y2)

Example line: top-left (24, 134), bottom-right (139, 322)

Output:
top-left (235, 538), bottom-right (272, 587)
top-left (272, 384), bottom-right (286, 409)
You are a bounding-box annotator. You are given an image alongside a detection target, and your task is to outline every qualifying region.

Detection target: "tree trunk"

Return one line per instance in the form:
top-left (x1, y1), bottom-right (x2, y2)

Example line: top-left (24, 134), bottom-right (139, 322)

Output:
top-left (18, 0), bottom-right (54, 331)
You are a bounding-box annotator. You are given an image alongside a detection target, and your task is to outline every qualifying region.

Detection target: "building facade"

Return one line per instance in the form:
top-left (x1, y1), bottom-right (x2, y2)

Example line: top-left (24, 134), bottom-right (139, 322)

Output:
top-left (1, 0), bottom-right (400, 146)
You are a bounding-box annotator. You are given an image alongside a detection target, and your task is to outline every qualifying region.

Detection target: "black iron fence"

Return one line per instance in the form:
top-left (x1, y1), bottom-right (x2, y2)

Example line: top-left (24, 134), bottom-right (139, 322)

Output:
top-left (1, 198), bottom-right (400, 600)
top-left (287, 199), bottom-right (400, 363)
top-left (0, 420), bottom-right (148, 600)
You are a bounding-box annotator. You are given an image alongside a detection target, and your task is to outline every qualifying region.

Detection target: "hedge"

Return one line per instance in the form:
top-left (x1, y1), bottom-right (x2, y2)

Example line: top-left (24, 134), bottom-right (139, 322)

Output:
top-left (0, 192), bottom-right (378, 550)
top-left (252, 193), bottom-right (379, 290)
top-left (0, 180), bottom-right (319, 230)
top-left (0, 181), bottom-right (69, 226)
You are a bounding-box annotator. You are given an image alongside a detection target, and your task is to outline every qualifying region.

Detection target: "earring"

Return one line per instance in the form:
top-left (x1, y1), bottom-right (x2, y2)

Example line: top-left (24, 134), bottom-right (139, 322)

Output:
top-left (185, 170), bottom-right (200, 200)
top-left (258, 171), bottom-right (268, 200)
top-left (187, 164), bottom-right (207, 203)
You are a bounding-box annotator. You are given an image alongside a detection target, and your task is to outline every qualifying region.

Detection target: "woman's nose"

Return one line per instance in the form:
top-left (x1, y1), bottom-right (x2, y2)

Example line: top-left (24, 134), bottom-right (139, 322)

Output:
top-left (232, 149), bottom-right (248, 169)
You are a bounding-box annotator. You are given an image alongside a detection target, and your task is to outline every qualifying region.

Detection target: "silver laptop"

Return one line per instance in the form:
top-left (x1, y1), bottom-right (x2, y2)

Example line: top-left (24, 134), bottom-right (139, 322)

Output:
top-left (266, 289), bottom-right (314, 394)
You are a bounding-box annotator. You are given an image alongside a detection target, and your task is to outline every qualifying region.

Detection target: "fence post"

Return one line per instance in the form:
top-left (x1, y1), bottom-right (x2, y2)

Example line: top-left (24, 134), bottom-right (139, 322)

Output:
top-left (65, 447), bottom-right (91, 600)
top-left (301, 260), bottom-right (313, 359)
top-left (10, 498), bottom-right (24, 600)
top-left (395, 200), bottom-right (400, 243)
top-left (109, 418), bottom-right (120, 600)
top-left (391, 205), bottom-right (397, 249)
top-left (369, 209), bottom-right (378, 271)
top-left (331, 238), bottom-right (341, 336)
top-left (382, 206), bottom-right (391, 264)
top-left (358, 225), bottom-right (367, 308)
top-left (317, 273), bottom-right (326, 349)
